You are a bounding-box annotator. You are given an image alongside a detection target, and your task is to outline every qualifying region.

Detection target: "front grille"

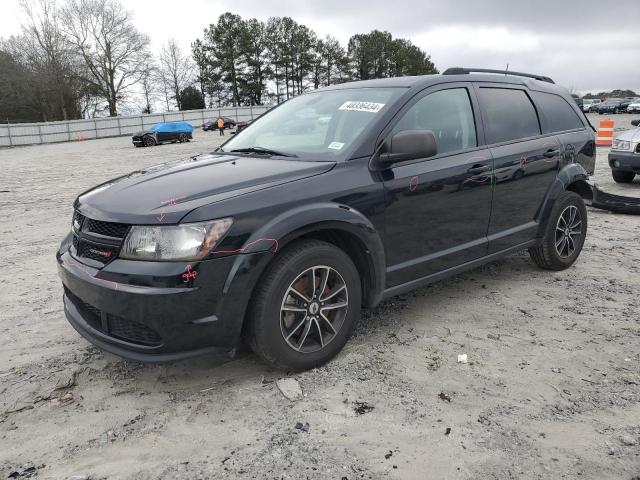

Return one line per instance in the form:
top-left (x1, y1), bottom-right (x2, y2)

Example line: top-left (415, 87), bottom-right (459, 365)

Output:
top-left (73, 211), bottom-right (86, 230)
top-left (76, 241), bottom-right (116, 263)
top-left (83, 218), bottom-right (129, 239)
top-left (65, 289), bottom-right (162, 347)
top-left (71, 211), bottom-right (129, 265)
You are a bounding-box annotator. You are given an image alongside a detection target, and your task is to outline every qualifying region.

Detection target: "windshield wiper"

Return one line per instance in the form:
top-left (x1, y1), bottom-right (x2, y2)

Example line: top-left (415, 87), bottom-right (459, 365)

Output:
top-left (229, 146), bottom-right (297, 158)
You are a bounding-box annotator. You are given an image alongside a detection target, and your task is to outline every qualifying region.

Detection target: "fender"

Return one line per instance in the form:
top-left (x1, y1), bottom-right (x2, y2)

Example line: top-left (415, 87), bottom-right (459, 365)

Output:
top-left (535, 162), bottom-right (589, 237)
top-left (223, 202), bottom-right (387, 308)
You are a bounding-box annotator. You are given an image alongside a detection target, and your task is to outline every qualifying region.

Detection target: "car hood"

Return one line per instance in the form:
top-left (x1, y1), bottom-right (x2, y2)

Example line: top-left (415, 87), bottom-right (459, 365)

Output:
top-left (615, 128), bottom-right (640, 143)
top-left (75, 154), bottom-right (336, 224)
top-left (133, 130), bottom-right (153, 136)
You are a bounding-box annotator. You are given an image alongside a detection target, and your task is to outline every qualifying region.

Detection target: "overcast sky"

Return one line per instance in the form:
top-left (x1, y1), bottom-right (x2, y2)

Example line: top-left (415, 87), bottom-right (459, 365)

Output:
top-left (1, 0), bottom-right (639, 94)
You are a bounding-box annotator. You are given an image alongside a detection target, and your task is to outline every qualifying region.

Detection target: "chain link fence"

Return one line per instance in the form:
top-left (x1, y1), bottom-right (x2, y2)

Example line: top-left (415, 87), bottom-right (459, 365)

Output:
top-left (0, 106), bottom-right (269, 147)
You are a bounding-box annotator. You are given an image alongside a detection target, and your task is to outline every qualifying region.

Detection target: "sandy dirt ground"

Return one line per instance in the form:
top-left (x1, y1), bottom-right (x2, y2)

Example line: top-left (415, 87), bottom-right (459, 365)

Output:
top-left (1, 120), bottom-right (639, 480)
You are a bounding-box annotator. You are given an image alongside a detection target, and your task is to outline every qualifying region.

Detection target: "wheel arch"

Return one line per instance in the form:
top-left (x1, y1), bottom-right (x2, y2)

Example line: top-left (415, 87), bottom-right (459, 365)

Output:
top-left (225, 203), bottom-right (386, 311)
top-left (535, 163), bottom-right (591, 237)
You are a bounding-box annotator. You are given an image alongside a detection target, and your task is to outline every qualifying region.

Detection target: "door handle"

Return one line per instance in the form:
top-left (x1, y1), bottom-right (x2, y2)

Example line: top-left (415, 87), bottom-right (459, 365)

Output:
top-left (543, 149), bottom-right (560, 158)
top-left (467, 164), bottom-right (491, 174)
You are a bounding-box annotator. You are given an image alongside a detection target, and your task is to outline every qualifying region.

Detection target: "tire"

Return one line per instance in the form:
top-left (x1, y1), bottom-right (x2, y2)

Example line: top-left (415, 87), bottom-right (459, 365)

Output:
top-left (178, 133), bottom-right (188, 143)
top-left (143, 136), bottom-right (155, 147)
top-left (246, 239), bottom-right (361, 371)
top-left (612, 170), bottom-right (635, 183)
top-left (528, 191), bottom-right (587, 271)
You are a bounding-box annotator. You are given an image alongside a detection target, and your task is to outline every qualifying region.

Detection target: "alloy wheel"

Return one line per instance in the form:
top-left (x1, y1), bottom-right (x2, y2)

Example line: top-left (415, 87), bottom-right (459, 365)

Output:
top-left (143, 136), bottom-right (155, 147)
top-left (555, 205), bottom-right (582, 258)
top-left (280, 265), bottom-right (349, 353)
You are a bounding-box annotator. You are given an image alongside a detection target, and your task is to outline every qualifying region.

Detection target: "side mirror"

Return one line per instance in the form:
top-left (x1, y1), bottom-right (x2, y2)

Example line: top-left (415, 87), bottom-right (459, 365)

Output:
top-left (382, 130), bottom-right (438, 164)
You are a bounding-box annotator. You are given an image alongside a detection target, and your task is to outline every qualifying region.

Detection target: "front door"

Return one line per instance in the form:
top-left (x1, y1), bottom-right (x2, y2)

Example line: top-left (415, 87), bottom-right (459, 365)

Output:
top-left (380, 84), bottom-right (493, 287)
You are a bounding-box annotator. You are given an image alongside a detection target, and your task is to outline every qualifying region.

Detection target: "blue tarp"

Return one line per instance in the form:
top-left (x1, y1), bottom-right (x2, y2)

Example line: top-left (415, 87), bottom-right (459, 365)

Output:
top-left (148, 122), bottom-right (194, 134)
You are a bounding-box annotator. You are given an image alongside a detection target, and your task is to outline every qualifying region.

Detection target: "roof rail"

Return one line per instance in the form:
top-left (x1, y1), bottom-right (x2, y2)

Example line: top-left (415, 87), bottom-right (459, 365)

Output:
top-left (442, 67), bottom-right (555, 84)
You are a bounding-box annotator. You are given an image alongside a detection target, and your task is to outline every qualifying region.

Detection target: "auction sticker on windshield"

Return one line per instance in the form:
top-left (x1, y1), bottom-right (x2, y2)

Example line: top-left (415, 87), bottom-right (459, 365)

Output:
top-left (338, 101), bottom-right (385, 113)
top-left (328, 142), bottom-right (344, 150)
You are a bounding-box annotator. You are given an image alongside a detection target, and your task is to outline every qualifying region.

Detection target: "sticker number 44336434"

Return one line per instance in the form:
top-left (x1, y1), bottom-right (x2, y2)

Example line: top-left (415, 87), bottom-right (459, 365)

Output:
top-left (338, 101), bottom-right (385, 113)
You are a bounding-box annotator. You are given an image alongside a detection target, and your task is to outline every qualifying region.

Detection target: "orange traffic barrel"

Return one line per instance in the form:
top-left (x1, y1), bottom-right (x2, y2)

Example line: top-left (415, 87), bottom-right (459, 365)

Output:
top-left (596, 118), bottom-right (615, 146)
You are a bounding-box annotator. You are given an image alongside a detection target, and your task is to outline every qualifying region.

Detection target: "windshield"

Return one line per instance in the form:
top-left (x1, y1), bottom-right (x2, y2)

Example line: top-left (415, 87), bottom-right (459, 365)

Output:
top-left (220, 87), bottom-right (405, 160)
top-left (149, 124), bottom-right (162, 132)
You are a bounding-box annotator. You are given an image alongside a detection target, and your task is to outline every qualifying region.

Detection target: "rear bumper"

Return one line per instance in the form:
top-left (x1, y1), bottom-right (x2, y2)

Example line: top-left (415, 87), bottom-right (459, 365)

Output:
top-left (608, 151), bottom-right (640, 173)
top-left (57, 234), bottom-right (272, 362)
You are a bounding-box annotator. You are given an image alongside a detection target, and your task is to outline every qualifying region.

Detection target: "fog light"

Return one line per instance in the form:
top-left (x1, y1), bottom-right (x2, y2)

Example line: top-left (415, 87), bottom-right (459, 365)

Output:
top-left (614, 160), bottom-right (620, 167)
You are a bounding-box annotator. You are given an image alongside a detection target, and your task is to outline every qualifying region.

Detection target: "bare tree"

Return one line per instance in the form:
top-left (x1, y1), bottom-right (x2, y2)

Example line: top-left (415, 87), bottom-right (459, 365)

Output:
top-left (63, 0), bottom-right (151, 116)
top-left (139, 60), bottom-right (159, 113)
top-left (158, 39), bottom-right (193, 110)
top-left (11, 0), bottom-right (84, 120)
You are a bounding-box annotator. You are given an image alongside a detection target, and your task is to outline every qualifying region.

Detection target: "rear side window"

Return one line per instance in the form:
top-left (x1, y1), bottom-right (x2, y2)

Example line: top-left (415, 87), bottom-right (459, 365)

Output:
top-left (392, 88), bottom-right (477, 156)
top-left (478, 88), bottom-right (541, 144)
top-left (531, 92), bottom-right (584, 133)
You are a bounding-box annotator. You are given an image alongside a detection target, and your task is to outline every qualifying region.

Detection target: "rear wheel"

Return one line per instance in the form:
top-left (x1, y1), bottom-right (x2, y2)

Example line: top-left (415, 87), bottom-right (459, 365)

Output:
top-left (178, 133), bottom-right (188, 143)
top-left (246, 239), bottom-right (361, 371)
top-left (143, 136), bottom-right (155, 147)
top-left (612, 169), bottom-right (635, 183)
top-left (529, 191), bottom-right (587, 271)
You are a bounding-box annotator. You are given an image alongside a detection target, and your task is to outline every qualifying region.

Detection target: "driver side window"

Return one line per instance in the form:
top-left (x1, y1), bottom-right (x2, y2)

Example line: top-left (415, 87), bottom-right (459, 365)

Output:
top-left (393, 88), bottom-right (477, 156)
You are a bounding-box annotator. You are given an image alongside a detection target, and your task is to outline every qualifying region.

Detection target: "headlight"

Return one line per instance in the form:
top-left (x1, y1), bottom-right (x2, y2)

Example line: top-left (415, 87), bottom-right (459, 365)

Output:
top-left (120, 218), bottom-right (233, 261)
top-left (612, 140), bottom-right (631, 151)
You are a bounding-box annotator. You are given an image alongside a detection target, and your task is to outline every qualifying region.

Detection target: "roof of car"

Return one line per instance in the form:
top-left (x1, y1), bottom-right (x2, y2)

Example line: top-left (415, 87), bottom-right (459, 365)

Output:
top-left (322, 72), bottom-right (568, 95)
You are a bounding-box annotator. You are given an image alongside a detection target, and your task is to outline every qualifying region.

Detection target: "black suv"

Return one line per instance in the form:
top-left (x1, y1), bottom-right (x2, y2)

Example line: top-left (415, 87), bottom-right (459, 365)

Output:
top-left (57, 68), bottom-right (596, 371)
top-left (202, 116), bottom-right (236, 131)
top-left (594, 99), bottom-right (627, 114)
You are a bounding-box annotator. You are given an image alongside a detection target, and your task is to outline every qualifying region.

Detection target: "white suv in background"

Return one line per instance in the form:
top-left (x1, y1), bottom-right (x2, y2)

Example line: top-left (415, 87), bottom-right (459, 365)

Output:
top-left (582, 98), bottom-right (602, 113)
top-left (627, 99), bottom-right (640, 114)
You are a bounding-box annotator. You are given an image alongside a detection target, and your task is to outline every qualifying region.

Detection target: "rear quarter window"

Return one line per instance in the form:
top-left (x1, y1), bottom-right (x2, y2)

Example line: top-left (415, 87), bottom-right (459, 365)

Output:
top-left (531, 91), bottom-right (585, 133)
top-left (477, 87), bottom-right (541, 144)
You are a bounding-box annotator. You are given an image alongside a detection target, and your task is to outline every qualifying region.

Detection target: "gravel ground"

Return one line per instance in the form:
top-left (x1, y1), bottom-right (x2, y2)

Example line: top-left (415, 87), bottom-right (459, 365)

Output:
top-left (1, 122), bottom-right (639, 480)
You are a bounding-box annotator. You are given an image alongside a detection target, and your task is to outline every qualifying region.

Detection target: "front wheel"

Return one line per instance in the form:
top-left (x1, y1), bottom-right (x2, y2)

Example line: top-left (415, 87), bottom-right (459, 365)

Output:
top-left (246, 239), bottom-right (361, 371)
top-left (612, 170), bottom-right (635, 183)
top-left (143, 136), bottom-right (156, 147)
top-left (528, 191), bottom-right (587, 270)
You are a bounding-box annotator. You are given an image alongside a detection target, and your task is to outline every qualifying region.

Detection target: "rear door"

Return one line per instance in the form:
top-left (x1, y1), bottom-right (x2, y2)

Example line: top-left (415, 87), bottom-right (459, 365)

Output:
top-left (530, 91), bottom-right (595, 175)
top-left (380, 83), bottom-right (494, 287)
top-left (475, 85), bottom-right (562, 253)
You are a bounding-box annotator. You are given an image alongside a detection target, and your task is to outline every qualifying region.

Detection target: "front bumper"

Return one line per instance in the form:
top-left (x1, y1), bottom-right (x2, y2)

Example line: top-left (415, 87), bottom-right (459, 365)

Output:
top-left (57, 234), bottom-right (272, 362)
top-left (592, 185), bottom-right (640, 215)
top-left (608, 150), bottom-right (640, 173)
